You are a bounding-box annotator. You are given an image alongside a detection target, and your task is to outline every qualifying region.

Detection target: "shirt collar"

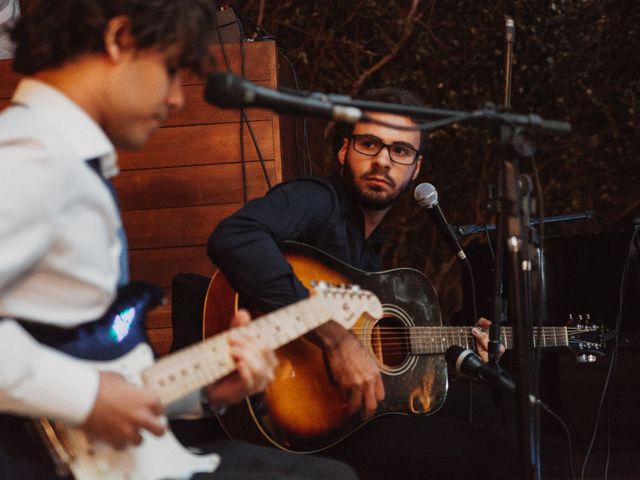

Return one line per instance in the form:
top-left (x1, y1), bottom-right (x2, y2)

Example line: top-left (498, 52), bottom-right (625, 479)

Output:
top-left (12, 78), bottom-right (118, 178)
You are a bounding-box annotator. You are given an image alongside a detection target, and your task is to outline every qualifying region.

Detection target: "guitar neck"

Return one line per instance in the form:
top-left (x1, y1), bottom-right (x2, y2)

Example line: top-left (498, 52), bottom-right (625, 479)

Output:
top-left (409, 326), bottom-right (569, 355)
top-left (142, 295), bottom-right (330, 406)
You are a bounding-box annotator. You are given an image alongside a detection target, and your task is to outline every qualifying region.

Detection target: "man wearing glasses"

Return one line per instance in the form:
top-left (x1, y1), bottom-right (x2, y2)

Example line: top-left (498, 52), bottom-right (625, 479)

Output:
top-left (208, 87), bottom-right (516, 479)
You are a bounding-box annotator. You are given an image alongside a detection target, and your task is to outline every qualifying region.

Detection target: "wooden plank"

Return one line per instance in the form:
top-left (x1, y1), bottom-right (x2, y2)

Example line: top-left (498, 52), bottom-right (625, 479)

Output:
top-left (167, 81), bottom-right (272, 127)
top-left (122, 203), bottom-right (241, 250)
top-left (147, 327), bottom-right (173, 356)
top-left (0, 40), bottom-right (277, 98)
top-left (146, 303), bottom-right (172, 329)
top-left (130, 246), bottom-right (215, 289)
top-left (114, 161), bottom-right (275, 211)
top-left (183, 41), bottom-right (276, 85)
top-left (118, 120), bottom-right (275, 170)
top-left (0, 60), bottom-right (19, 98)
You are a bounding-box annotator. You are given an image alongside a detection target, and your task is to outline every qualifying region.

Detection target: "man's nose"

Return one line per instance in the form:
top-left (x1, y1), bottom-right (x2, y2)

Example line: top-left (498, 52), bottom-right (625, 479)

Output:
top-left (167, 75), bottom-right (185, 110)
top-left (371, 145), bottom-right (393, 168)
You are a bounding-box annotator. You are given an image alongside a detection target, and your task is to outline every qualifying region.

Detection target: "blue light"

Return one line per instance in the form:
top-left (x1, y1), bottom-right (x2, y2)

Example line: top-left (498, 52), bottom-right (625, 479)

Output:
top-left (110, 307), bottom-right (136, 343)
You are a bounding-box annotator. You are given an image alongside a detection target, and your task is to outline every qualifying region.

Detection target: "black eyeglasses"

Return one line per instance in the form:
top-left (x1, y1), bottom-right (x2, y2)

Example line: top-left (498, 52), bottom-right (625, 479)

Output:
top-left (350, 134), bottom-right (419, 165)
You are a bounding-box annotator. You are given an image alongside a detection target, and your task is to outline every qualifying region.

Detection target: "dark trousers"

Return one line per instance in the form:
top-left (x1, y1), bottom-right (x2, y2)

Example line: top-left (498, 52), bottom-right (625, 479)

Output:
top-left (193, 439), bottom-right (357, 480)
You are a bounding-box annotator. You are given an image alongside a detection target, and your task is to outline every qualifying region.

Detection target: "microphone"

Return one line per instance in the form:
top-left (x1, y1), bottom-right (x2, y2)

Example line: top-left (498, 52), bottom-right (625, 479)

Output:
top-left (414, 183), bottom-right (467, 261)
top-left (445, 346), bottom-right (515, 393)
top-left (205, 72), bottom-right (363, 123)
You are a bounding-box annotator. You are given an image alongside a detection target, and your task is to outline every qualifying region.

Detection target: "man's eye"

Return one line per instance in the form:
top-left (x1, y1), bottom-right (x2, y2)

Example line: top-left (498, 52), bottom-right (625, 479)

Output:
top-left (167, 65), bottom-right (179, 77)
top-left (392, 145), bottom-right (411, 156)
top-left (360, 138), bottom-right (380, 148)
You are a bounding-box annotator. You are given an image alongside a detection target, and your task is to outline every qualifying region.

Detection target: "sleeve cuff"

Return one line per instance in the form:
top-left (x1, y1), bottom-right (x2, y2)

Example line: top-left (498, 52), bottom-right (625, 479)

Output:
top-left (27, 345), bottom-right (100, 425)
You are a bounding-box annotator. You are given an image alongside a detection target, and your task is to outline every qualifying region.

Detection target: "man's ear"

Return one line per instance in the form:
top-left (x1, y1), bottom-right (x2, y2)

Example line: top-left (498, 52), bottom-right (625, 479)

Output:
top-left (411, 154), bottom-right (423, 181)
top-left (104, 16), bottom-right (135, 62)
top-left (337, 138), bottom-right (350, 167)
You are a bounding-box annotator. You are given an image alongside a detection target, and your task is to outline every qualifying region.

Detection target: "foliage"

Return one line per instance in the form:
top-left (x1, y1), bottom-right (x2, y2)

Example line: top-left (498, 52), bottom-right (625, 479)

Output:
top-left (237, 0), bottom-right (640, 319)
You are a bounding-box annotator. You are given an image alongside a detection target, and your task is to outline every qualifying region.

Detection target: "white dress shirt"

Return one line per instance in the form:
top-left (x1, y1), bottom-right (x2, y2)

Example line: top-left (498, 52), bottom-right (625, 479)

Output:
top-left (0, 78), bottom-right (122, 424)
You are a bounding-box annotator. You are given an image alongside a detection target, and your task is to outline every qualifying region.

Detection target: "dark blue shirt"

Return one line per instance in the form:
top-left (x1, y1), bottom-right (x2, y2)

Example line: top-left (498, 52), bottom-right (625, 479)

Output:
top-left (208, 174), bottom-right (384, 312)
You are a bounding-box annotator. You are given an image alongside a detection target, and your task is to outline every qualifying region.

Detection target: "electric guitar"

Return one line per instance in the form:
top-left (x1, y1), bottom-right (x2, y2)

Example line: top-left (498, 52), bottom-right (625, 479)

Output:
top-left (0, 281), bottom-right (381, 479)
top-left (203, 241), bottom-right (606, 453)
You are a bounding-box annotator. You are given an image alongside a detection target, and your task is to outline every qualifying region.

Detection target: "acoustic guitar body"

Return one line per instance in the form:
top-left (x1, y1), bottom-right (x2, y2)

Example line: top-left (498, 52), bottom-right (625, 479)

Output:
top-left (203, 242), bottom-right (448, 452)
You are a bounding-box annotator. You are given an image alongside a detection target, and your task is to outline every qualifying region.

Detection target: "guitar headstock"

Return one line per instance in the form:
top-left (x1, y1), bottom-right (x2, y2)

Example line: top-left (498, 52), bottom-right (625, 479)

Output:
top-left (567, 314), bottom-right (607, 363)
top-left (312, 281), bottom-right (383, 328)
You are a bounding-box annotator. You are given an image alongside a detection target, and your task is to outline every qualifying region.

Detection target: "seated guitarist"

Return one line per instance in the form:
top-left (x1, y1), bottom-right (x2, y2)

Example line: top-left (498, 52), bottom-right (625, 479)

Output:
top-left (208, 87), bottom-right (518, 479)
top-left (0, 1), bottom-right (356, 479)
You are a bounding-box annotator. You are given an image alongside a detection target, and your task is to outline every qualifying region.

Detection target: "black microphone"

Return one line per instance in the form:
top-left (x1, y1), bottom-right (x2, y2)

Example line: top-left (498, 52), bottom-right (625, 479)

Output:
top-left (414, 183), bottom-right (467, 261)
top-left (445, 346), bottom-right (516, 393)
top-left (205, 72), bottom-right (363, 123)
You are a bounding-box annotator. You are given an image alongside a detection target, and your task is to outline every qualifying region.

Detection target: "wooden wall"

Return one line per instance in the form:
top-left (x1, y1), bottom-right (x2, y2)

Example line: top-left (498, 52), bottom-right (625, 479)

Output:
top-left (0, 41), bottom-right (293, 355)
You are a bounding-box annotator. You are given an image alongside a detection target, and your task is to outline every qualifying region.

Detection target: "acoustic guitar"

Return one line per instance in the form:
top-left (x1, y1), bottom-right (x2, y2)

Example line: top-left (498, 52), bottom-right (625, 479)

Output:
top-left (203, 241), bottom-right (605, 453)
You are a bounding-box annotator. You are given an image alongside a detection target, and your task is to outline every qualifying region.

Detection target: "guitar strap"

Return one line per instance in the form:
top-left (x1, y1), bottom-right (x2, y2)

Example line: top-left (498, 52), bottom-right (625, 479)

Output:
top-left (85, 157), bottom-right (130, 286)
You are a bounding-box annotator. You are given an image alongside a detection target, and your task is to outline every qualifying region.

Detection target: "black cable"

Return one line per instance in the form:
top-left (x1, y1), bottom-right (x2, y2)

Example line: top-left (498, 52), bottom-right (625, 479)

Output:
top-left (580, 224), bottom-right (639, 480)
top-left (537, 400), bottom-right (575, 480)
top-left (214, 5), bottom-right (272, 198)
top-left (463, 256), bottom-right (478, 425)
top-left (212, 6), bottom-right (248, 204)
top-left (280, 52), bottom-right (313, 176)
top-left (529, 152), bottom-right (545, 476)
top-left (235, 6), bottom-right (312, 178)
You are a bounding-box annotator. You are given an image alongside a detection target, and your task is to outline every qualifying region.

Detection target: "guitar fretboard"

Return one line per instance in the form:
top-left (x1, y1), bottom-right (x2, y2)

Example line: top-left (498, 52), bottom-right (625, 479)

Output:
top-left (142, 295), bottom-right (331, 405)
top-left (408, 326), bottom-right (570, 354)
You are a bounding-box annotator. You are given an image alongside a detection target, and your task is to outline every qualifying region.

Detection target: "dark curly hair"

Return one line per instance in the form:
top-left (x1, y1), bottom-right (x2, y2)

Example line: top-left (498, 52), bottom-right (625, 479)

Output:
top-left (11, 0), bottom-right (216, 75)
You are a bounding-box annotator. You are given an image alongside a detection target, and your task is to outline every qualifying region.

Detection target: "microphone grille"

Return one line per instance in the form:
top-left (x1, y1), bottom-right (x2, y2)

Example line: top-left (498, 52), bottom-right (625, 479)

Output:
top-left (444, 345), bottom-right (465, 366)
top-left (205, 72), bottom-right (245, 108)
top-left (414, 182), bottom-right (438, 208)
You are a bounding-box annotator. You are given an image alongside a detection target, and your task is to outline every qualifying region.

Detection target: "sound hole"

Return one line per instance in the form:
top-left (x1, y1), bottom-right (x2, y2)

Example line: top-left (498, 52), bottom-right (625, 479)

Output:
top-left (371, 317), bottom-right (409, 368)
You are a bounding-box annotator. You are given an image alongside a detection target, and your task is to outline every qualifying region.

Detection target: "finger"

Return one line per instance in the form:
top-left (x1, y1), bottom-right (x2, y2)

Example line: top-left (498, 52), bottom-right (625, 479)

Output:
top-left (149, 397), bottom-right (165, 416)
top-left (230, 338), bottom-right (277, 380)
top-left (362, 385), bottom-right (378, 419)
top-left (139, 414), bottom-right (166, 437)
top-left (374, 375), bottom-right (385, 402)
top-left (235, 360), bottom-right (255, 393)
top-left (230, 309), bottom-right (252, 329)
top-left (346, 386), bottom-right (363, 414)
top-left (476, 317), bottom-right (492, 328)
top-left (471, 327), bottom-right (489, 347)
top-left (112, 438), bottom-right (128, 451)
top-left (129, 430), bottom-right (144, 446)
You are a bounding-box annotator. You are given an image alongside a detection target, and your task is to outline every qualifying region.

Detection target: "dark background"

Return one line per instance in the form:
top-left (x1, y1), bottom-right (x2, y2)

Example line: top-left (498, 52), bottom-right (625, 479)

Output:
top-left (231, 1), bottom-right (639, 477)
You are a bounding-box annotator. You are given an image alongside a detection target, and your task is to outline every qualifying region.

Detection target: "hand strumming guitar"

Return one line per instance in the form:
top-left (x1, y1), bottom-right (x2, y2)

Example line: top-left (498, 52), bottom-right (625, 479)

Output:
top-left (83, 309), bottom-right (278, 449)
top-left (82, 372), bottom-right (166, 450)
top-left (307, 321), bottom-right (385, 419)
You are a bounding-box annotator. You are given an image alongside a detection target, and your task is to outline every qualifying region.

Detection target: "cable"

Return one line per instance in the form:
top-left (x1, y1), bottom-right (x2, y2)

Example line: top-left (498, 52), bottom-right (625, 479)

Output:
top-left (537, 400), bottom-right (575, 480)
top-left (580, 224), bottom-right (639, 480)
top-left (463, 256), bottom-right (478, 425)
top-left (529, 152), bottom-right (545, 477)
top-left (235, 6), bottom-right (313, 177)
top-left (214, 4), bottom-right (272, 200)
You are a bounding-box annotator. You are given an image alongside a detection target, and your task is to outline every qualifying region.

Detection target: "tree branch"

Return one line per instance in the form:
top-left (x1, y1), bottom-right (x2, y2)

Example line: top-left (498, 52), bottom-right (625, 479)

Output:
top-left (349, 0), bottom-right (422, 96)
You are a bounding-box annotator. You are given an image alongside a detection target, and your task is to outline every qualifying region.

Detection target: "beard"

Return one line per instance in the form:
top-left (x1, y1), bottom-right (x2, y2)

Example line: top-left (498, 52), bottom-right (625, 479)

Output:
top-left (341, 154), bottom-right (415, 211)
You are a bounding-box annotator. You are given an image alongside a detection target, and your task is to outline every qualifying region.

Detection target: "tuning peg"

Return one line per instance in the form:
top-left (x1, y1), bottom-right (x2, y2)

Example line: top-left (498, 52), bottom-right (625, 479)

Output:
top-left (311, 280), bottom-right (331, 290)
top-left (576, 354), bottom-right (597, 363)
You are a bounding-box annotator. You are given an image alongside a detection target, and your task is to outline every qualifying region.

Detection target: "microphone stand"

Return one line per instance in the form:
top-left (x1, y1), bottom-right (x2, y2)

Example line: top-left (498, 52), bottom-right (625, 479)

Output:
top-left (455, 210), bottom-right (593, 236)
